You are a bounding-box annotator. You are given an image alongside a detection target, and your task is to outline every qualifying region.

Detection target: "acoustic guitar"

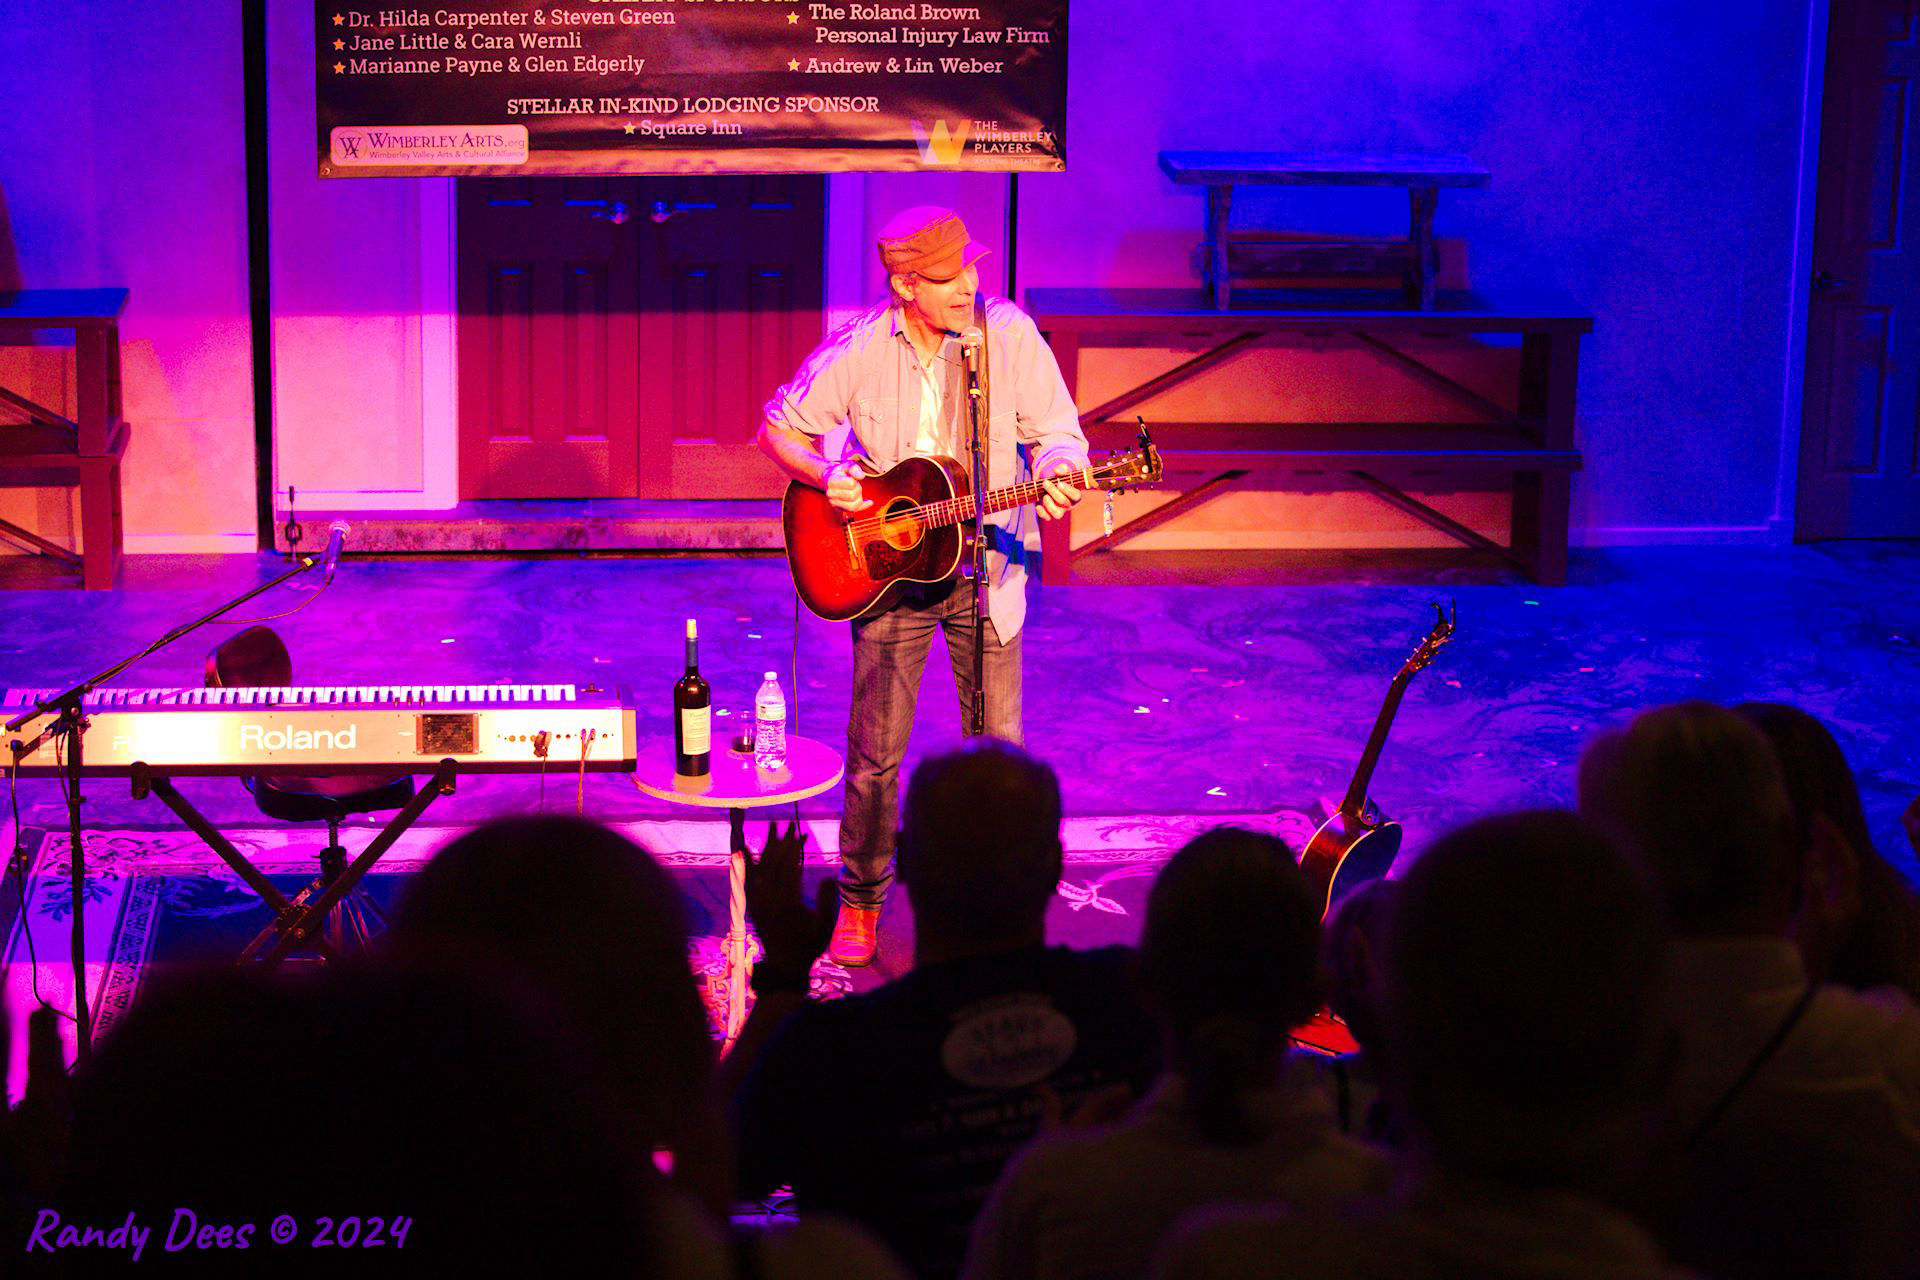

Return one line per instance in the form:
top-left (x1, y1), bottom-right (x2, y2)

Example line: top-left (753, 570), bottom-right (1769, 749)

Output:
top-left (782, 425), bottom-right (1163, 621)
top-left (1298, 604), bottom-right (1456, 917)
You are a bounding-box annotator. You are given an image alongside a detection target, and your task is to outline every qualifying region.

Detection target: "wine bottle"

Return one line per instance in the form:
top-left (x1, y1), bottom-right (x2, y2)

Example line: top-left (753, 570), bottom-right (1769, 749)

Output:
top-left (673, 619), bottom-right (711, 777)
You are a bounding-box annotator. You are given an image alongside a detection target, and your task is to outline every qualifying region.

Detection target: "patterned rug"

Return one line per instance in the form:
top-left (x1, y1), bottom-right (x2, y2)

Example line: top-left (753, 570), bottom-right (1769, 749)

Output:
top-left (1, 809), bottom-right (1310, 1097)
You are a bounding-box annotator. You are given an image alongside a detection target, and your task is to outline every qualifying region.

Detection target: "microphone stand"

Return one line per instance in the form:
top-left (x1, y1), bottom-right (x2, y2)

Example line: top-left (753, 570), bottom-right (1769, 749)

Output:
top-left (4, 550), bottom-right (331, 1063)
top-left (963, 336), bottom-right (988, 737)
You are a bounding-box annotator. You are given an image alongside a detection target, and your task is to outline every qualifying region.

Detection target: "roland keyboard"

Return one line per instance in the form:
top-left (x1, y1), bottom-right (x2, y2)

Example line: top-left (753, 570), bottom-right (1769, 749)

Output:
top-left (2, 684), bottom-right (637, 777)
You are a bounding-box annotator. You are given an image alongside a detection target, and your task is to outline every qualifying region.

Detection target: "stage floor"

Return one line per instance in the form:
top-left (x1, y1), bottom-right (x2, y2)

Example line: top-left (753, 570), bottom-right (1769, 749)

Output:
top-left (2, 544), bottom-right (1917, 1068)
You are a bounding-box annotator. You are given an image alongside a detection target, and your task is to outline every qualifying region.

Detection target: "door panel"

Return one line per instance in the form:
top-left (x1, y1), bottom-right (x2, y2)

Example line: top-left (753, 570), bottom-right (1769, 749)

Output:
top-left (1799, 1), bottom-right (1920, 537)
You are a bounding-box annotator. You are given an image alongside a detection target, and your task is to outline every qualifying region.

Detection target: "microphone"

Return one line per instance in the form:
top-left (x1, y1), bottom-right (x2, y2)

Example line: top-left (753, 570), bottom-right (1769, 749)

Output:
top-left (320, 519), bottom-right (350, 584)
top-left (958, 326), bottom-right (985, 368)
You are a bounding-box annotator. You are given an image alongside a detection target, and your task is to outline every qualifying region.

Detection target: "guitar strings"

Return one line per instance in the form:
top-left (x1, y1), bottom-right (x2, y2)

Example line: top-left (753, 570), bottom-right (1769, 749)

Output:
top-left (840, 464), bottom-right (1108, 541)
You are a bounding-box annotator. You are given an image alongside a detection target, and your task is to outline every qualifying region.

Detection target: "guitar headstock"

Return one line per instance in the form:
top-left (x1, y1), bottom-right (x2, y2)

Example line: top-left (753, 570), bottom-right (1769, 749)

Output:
top-left (1090, 418), bottom-right (1165, 493)
top-left (1402, 601), bottom-right (1457, 676)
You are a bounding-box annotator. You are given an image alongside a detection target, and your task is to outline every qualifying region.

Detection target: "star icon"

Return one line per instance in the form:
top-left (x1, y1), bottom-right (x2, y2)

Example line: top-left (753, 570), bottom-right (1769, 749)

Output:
top-left (787, 11), bottom-right (799, 21)
top-left (623, 122), bottom-right (635, 135)
top-left (333, 62), bottom-right (345, 73)
top-left (333, 38), bottom-right (344, 50)
top-left (332, 13), bottom-right (344, 25)
top-left (788, 58), bottom-right (800, 71)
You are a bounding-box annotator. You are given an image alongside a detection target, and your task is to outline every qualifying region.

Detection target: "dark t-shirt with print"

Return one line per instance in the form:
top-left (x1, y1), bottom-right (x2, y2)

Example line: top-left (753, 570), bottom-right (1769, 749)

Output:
top-left (734, 945), bottom-right (1159, 1279)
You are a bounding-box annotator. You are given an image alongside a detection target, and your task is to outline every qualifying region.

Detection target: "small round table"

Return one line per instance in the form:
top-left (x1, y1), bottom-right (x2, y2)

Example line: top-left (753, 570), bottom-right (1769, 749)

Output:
top-left (633, 734), bottom-right (843, 1047)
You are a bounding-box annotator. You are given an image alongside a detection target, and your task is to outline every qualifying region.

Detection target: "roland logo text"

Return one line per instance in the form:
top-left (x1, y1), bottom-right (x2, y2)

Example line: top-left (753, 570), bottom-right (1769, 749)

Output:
top-left (239, 724), bottom-right (358, 752)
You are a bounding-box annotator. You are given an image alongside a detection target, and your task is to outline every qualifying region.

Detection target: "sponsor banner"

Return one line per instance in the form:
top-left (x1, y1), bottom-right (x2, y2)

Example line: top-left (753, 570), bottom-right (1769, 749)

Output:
top-left (316, 1), bottom-right (1067, 177)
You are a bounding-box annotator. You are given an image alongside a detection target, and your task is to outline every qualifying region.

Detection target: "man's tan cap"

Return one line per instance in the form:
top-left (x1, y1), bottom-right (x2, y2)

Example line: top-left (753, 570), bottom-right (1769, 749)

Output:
top-left (876, 205), bottom-right (990, 280)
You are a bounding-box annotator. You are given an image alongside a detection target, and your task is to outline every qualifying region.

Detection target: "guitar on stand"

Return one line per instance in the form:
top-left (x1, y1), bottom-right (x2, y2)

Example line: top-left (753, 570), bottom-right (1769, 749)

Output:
top-left (1298, 603), bottom-right (1457, 917)
top-left (782, 426), bottom-right (1164, 621)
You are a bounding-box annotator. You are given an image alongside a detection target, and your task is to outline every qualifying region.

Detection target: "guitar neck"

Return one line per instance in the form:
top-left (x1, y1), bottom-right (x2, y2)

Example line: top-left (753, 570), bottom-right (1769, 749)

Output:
top-left (919, 464), bottom-right (1103, 529)
top-left (1340, 675), bottom-right (1414, 818)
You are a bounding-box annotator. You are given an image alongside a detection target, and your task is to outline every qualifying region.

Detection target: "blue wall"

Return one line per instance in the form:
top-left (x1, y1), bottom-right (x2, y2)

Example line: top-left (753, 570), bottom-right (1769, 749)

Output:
top-left (0, 0), bottom-right (1825, 542)
top-left (1020, 0), bottom-right (1822, 539)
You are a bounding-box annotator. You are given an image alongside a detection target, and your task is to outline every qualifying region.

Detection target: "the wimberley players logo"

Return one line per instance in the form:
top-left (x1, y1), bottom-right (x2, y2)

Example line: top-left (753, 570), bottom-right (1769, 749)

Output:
top-left (911, 118), bottom-right (971, 165)
top-left (913, 118), bottom-right (1054, 164)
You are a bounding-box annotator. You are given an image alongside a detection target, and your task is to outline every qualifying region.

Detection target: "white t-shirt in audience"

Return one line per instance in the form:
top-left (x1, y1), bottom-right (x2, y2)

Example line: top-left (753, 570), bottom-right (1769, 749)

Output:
top-left (964, 1056), bottom-right (1390, 1280)
top-left (1633, 936), bottom-right (1920, 1280)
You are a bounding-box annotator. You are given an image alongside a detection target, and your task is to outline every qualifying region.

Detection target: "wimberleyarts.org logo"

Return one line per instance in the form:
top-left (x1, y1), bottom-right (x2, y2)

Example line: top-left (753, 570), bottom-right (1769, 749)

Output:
top-left (911, 118), bottom-right (1055, 164)
top-left (330, 125), bottom-right (528, 166)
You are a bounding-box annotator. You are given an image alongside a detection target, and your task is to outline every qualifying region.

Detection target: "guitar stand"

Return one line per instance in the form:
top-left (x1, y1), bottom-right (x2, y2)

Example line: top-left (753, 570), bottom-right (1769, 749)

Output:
top-left (130, 758), bottom-right (459, 968)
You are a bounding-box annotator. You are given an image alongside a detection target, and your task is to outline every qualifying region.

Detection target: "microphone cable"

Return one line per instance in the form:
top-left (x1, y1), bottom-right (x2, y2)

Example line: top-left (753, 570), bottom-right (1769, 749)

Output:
top-left (8, 759), bottom-right (70, 1025)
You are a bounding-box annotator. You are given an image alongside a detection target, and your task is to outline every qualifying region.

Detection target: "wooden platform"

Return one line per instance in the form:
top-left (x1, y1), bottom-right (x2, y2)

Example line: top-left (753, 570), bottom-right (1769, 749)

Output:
top-left (269, 499), bottom-right (785, 555)
top-left (1159, 151), bottom-right (1492, 309)
top-left (0, 289), bottom-right (131, 590)
top-left (1027, 286), bottom-right (1591, 585)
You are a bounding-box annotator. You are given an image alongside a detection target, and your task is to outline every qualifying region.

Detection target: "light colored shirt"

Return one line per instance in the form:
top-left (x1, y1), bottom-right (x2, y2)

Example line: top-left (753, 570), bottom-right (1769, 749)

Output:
top-left (763, 295), bottom-right (1089, 642)
top-left (1159, 1175), bottom-right (1695, 1280)
top-left (910, 344), bottom-right (945, 456)
top-left (1634, 936), bottom-right (1920, 1279)
top-left (1658, 937), bottom-right (1920, 1131)
top-left (964, 1060), bottom-right (1392, 1280)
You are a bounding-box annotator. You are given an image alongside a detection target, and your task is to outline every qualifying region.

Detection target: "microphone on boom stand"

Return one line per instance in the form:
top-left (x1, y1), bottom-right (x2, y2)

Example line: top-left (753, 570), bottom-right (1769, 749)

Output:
top-left (958, 325), bottom-right (988, 736)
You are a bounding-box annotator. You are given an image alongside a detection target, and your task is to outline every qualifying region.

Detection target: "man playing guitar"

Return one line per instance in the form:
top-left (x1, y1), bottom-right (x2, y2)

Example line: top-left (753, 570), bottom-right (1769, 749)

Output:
top-left (756, 205), bottom-right (1089, 968)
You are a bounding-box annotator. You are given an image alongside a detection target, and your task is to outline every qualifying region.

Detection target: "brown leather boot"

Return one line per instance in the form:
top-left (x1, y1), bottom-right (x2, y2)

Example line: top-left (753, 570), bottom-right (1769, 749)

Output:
top-left (828, 902), bottom-right (881, 968)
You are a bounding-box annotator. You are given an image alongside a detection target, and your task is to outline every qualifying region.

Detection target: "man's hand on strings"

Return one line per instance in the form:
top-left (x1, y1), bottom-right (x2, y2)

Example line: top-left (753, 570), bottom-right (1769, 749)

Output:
top-left (824, 460), bottom-right (872, 515)
top-left (743, 820), bottom-right (836, 977)
top-left (1037, 461), bottom-right (1084, 521)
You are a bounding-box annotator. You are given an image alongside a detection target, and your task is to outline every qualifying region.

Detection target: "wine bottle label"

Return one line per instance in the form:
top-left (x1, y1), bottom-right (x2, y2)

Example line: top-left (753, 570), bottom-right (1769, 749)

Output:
top-left (680, 707), bottom-right (710, 753)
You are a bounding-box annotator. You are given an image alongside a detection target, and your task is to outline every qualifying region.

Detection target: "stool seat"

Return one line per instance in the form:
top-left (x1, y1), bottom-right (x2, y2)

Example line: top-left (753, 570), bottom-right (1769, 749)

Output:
top-left (201, 624), bottom-right (422, 964)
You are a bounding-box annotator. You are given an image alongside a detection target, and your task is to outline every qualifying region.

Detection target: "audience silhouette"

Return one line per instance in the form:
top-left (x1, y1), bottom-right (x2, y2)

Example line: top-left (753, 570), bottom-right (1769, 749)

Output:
top-left (1312, 875), bottom-right (1396, 1142)
top-left (10, 699), bottom-right (1919, 1279)
top-left (964, 827), bottom-right (1388, 1280)
top-left (732, 740), bottom-right (1159, 1280)
top-left (1581, 701), bottom-right (1920, 1280)
top-left (1734, 701), bottom-right (1920, 999)
top-left (54, 961), bottom-right (655, 1273)
top-left (1160, 810), bottom-right (1682, 1280)
top-left (384, 815), bottom-right (729, 1215)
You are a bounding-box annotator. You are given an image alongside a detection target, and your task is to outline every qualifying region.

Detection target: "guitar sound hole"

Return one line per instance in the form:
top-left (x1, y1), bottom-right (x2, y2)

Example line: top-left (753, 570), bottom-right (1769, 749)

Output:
top-left (858, 498), bottom-right (926, 580)
top-left (878, 498), bottom-right (925, 550)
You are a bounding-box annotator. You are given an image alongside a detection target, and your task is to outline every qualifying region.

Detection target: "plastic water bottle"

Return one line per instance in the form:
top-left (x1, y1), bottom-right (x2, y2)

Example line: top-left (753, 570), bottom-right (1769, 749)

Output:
top-left (754, 671), bottom-right (787, 770)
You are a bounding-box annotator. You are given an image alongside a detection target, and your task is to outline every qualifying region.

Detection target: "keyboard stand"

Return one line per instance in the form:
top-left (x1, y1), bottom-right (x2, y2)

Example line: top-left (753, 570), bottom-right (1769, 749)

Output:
top-left (130, 758), bottom-right (460, 967)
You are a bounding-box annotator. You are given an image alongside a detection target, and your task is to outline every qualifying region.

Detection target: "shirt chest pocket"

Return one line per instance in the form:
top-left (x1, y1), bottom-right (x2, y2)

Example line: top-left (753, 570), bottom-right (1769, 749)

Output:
top-left (849, 396), bottom-right (898, 443)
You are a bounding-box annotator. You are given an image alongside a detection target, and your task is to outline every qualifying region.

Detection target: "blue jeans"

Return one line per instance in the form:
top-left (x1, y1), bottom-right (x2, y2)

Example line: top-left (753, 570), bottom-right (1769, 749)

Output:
top-left (838, 577), bottom-right (1022, 906)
